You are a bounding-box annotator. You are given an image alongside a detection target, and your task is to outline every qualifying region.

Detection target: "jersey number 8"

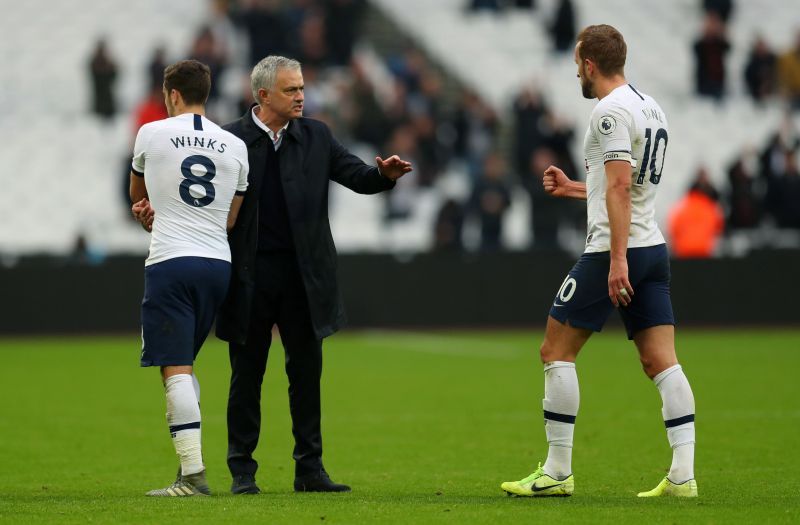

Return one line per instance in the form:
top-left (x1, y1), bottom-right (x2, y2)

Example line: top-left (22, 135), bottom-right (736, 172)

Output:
top-left (179, 154), bottom-right (216, 207)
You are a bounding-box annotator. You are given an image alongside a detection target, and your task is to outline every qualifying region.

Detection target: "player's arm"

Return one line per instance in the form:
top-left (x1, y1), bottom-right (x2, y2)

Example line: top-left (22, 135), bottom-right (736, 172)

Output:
top-left (543, 165), bottom-right (586, 200)
top-left (228, 151), bottom-right (249, 232)
top-left (227, 194), bottom-right (245, 232)
top-left (129, 170), bottom-right (154, 233)
top-left (606, 160), bottom-right (634, 307)
top-left (129, 124), bottom-right (154, 231)
top-left (129, 170), bottom-right (148, 203)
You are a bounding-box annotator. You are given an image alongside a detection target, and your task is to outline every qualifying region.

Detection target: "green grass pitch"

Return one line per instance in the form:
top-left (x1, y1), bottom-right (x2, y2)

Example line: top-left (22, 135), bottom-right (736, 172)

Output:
top-left (0, 329), bottom-right (798, 524)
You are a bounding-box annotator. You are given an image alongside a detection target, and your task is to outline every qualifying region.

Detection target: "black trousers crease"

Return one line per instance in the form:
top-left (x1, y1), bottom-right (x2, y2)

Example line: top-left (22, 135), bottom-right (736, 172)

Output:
top-left (226, 253), bottom-right (323, 478)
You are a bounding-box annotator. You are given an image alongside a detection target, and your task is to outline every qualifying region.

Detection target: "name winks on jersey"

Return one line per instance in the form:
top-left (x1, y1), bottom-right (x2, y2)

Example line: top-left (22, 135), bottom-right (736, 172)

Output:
top-left (169, 136), bottom-right (228, 153)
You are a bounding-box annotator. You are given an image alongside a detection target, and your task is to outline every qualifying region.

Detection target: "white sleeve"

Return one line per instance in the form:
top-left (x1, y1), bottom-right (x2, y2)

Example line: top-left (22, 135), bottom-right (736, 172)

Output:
top-left (236, 144), bottom-right (249, 193)
top-left (592, 103), bottom-right (633, 165)
top-left (131, 125), bottom-right (154, 175)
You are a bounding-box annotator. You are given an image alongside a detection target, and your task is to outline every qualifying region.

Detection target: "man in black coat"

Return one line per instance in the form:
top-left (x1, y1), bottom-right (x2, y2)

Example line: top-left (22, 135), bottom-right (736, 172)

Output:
top-left (218, 56), bottom-right (411, 494)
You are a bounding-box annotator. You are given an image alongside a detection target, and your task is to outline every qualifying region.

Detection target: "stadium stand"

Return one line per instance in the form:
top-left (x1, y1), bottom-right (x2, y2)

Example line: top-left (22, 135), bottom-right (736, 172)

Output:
top-left (0, 0), bottom-right (206, 257)
top-left (371, 0), bottom-right (798, 234)
top-left (1, 0), bottom-right (798, 257)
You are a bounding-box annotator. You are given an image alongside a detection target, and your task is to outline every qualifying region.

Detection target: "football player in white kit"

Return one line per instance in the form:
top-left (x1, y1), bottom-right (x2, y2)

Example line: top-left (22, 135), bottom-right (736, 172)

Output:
top-left (501, 25), bottom-right (697, 498)
top-left (129, 60), bottom-right (249, 497)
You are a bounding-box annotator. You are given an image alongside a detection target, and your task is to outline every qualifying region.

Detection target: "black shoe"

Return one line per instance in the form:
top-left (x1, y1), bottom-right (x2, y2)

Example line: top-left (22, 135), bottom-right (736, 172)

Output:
top-left (294, 469), bottom-right (351, 493)
top-left (231, 473), bottom-right (261, 495)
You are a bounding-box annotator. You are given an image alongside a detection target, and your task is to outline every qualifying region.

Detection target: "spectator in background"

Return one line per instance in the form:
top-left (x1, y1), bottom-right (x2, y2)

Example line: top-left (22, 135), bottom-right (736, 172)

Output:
top-left (702, 0), bottom-right (733, 24)
top-left (133, 85), bottom-right (169, 133)
top-left (347, 59), bottom-right (391, 148)
top-left (693, 13), bottom-right (730, 101)
top-left (541, 111), bottom-right (578, 179)
top-left (513, 87), bottom-right (547, 177)
top-left (232, 0), bottom-right (289, 67)
top-left (325, 0), bottom-right (365, 66)
top-left (668, 168), bottom-right (724, 258)
top-left (726, 150), bottom-right (763, 230)
top-left (208, 0), bottom-right (239, 69)
top-left (689, 166), bottom-right (721, 201)
top-left (147, 46), bottom-right (168, 91)
top-left (383, 124), bottom-right (419, 221)
top-left (524, 147), bottom-right (565, 251)
top-left (296, 7), bottom-right (329, 67)
top-left (468, 0), bottom-right (501, 12)
top-left (285, 0), bottom-right (314, 37)
top-left (760, 116), bottom-right (799, 194)
top-left (388, 46), bottom-right (427, 94)
top-left (88, 38), bottom-right (118, 119)
top-left (433, 199), bottom-right (465, 251)
top-left (453, 89), bottom-right (498, 179)
top-left (189, 26), bottom-right (228, 102)
top-left (549, 0), bottom-right (576, 53)
top-left (410, 112), bottom-right (445, 186)
top-left (467, 152), bottom-right (511, 251)
top-left (766, 149), bottom-right (800, 228)
top-left (778, 31), bottom-right (800, 110)
top-left (744, 36), bottom-right (778, 103)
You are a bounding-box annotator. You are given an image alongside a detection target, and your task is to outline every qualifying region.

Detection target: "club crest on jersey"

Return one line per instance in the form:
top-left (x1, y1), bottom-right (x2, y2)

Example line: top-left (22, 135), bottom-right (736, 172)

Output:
top-left (598, 115), bottom-right (616, 135)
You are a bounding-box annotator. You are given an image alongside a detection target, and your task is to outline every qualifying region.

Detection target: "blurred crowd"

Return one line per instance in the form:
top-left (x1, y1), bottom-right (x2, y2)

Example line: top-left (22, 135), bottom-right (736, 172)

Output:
top-left (86, 0), bottom-right (800, 258)
top-left (670, 115), bottom-right (800, 257)
top-left (694, 0), bottom-right (800, 107)
top-left (669, 0), bottom-right (800, 257)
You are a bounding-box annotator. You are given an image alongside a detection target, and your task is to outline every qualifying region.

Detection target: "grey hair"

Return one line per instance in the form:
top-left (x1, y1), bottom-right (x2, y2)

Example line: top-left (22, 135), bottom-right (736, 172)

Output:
top-left (250, 56), bottom-right (302, 102)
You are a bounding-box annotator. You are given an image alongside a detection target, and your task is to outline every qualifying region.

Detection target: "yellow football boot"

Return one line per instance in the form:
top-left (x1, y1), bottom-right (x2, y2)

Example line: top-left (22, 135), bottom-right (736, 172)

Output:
top-left (501, 463), bottom-right (574, 497)
top-left (637, 476), bottom-right (697, 498)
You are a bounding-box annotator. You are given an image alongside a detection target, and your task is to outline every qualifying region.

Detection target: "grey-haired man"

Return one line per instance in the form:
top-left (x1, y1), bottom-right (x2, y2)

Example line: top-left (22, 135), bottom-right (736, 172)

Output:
top-left (218, 56), bottom-right (411, 494)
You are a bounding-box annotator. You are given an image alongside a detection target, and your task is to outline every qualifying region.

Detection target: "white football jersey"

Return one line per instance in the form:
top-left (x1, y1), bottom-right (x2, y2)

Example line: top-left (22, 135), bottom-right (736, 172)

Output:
top-left (583, 84), bottom-right (667, 253)
top-left (132, 113), bottom-right (249, 266)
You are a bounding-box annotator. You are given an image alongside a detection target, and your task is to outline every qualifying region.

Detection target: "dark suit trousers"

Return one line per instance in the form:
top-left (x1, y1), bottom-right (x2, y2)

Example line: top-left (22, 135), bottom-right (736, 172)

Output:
top-left (226, 252), bottom-right (324, 478)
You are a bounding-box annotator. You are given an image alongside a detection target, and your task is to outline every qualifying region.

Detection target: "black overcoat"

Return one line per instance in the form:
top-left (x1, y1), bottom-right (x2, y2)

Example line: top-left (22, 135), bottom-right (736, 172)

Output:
top-left (216, 106), bottom-right (395, 343)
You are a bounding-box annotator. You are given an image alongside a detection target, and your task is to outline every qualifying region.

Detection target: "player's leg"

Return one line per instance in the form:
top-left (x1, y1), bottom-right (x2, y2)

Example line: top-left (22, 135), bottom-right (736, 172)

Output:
top-left (157, 365), bottom-right (208, 492)
top-left (621, 245), bottom-right (696, 497)
top-left (634, 325), bottom-right (697, 497)
top-left (501, 317), bottom-right (591, 497)
top-left (502, 253), bottom-right (613, 497)
top-left (153, 258), bottom-right (231, 495)
top-left (539, 316), bottom-right (592, 481)
top-left (140, 258), bottom-right (208, 496)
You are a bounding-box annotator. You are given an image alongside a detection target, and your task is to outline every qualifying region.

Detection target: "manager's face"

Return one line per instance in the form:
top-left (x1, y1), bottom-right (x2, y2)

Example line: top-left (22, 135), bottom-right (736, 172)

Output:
top-left (267, 67), bottom-right (305, 121)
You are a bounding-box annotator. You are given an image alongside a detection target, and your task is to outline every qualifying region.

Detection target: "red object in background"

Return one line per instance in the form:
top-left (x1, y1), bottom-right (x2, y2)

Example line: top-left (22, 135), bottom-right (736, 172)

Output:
top-left (133, 92), bottom-right (168, 131)
top-left (668, 189), bottom-right (725, 258)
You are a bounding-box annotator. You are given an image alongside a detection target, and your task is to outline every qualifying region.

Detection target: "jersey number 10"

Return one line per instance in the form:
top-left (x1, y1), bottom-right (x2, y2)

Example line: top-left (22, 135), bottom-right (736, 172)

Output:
top-left (636, 128), bottom-right (668, 185)
top-left (180, 154), bottom-right (216, 207)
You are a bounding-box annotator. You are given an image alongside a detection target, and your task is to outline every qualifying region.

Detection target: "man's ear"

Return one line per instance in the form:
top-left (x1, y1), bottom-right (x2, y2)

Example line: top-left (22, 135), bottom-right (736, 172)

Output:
top-left (583, 59), bottom-right (592, 78)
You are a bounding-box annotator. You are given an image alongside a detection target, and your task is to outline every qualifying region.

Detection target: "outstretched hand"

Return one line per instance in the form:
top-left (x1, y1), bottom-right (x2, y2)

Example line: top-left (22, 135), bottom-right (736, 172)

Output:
top-left (132, 198), bottom-right (154, 233)
top-left (376, 155), bottom-right (412, 181)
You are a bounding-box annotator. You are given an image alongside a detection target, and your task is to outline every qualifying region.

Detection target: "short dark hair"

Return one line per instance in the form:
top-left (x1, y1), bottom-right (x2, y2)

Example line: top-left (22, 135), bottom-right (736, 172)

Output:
top-left (163, 60), bottom-right (211, 105)
top-left (576, 25), bottom-right (627, 76)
